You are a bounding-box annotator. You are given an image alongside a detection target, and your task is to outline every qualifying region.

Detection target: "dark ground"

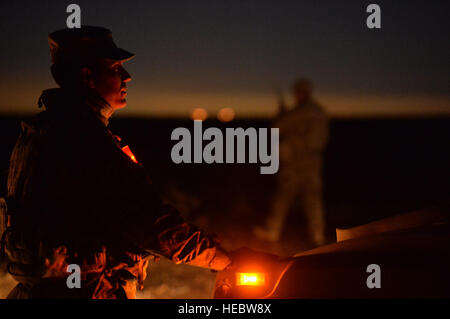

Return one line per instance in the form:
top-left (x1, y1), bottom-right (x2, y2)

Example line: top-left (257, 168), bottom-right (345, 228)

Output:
top-left (1, 116), bottom-right (449, 298)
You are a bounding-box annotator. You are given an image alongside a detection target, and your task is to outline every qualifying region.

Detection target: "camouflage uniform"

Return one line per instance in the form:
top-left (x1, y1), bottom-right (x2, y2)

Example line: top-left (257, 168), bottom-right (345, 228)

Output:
top-left (1, 88), bottom-right (230, 299)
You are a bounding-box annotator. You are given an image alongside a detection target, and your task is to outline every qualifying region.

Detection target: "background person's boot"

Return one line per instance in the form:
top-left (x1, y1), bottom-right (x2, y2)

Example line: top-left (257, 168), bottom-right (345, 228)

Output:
top-left (253, 225), bottom-right (281, 242)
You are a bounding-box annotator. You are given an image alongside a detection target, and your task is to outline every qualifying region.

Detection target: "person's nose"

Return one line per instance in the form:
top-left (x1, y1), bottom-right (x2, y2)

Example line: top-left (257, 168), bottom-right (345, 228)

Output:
top-left (121, 67), bottom-right (132, 83)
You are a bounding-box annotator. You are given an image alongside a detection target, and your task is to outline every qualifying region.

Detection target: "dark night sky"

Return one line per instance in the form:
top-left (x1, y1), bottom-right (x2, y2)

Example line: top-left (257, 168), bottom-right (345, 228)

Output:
top-left (0, 0), bottom-right (449, 117)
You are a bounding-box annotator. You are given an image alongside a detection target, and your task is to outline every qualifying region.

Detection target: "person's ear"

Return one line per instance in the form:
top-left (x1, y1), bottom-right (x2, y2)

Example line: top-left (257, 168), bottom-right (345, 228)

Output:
top-left (80, 67), bottom-right (95, 89)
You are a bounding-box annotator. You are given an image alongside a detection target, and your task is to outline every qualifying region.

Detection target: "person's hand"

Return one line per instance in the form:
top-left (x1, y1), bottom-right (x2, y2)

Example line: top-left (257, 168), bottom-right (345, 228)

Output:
top-left (209, 247), bottom-right (232, 272)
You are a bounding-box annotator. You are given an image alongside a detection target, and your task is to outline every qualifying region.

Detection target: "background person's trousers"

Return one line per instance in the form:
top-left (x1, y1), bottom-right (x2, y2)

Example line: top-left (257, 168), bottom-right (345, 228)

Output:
top-left (267, 159), bottom-right (326, 246)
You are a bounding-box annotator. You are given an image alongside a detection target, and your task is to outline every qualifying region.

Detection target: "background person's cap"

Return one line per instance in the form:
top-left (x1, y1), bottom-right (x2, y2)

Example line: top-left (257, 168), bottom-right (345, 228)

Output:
top-left (48, 26), bottom-right (134, 64)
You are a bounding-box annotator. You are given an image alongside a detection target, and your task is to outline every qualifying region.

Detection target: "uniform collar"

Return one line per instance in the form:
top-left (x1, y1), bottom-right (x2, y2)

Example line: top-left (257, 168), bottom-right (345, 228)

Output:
top-left (38, 88), bottom-right (112, 126)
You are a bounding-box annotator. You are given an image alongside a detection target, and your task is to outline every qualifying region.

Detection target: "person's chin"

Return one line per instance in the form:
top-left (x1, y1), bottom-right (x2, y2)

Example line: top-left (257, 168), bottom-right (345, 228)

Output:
top-left (115, 99), bottom-right (127, 109)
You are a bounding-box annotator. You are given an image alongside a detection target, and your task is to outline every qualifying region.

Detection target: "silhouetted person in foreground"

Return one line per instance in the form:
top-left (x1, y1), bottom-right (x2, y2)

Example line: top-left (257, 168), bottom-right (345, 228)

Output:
top-left (0, 26), bottom-right (230, 299)
top-left (254, 79), bottom-right (329, 247)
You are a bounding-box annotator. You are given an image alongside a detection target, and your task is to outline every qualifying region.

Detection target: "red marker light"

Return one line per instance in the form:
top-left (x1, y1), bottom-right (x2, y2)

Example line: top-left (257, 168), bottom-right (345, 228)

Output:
top-left (121, 145), bottom-right (138, 164)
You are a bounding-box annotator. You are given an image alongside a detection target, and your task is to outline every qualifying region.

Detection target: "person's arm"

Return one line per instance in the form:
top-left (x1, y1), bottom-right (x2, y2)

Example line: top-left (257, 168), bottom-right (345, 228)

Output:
top-left (275, 89), bottom-right (288, 115)
top-left (303, 104), bottom-right (329, 152)
top-left (101, 136), bottom-right (231, 271)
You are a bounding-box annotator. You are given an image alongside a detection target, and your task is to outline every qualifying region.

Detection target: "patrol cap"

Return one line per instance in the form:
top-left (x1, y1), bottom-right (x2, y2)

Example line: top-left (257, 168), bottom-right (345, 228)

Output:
top-left (48, 26), bottom-right (134, 65)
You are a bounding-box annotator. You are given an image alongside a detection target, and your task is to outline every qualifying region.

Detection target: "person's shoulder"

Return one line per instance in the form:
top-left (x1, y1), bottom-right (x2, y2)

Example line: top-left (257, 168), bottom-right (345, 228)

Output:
top-left (23, 109), bottom-right (110, 158)
top-left (306, 100), bottom-right (327, 117)
top-left (14, 111), bottom-right (52, 140)
top-left (37, 108), bottom-right (103, 135)
top-left (307, 99), bottom-right (324, 110)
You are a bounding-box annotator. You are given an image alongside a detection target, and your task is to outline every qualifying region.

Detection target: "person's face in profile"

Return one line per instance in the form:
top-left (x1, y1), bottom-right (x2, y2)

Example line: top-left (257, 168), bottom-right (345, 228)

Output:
top-left (91, 58), bottom-right (132, 110)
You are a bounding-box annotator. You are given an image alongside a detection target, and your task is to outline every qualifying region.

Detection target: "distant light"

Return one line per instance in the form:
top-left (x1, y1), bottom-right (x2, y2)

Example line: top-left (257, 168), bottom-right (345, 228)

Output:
top-left (236, 273), bottom-right (265, 286)
top-left (191, 108), bottom-right (208, 121)
top-left (217, 107), bottom-right (235, 122)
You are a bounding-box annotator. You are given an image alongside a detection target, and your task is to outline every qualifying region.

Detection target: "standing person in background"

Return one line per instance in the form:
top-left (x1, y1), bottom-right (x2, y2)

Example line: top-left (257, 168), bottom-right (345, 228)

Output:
top-left (254, 78), bottom-right (329, 247)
